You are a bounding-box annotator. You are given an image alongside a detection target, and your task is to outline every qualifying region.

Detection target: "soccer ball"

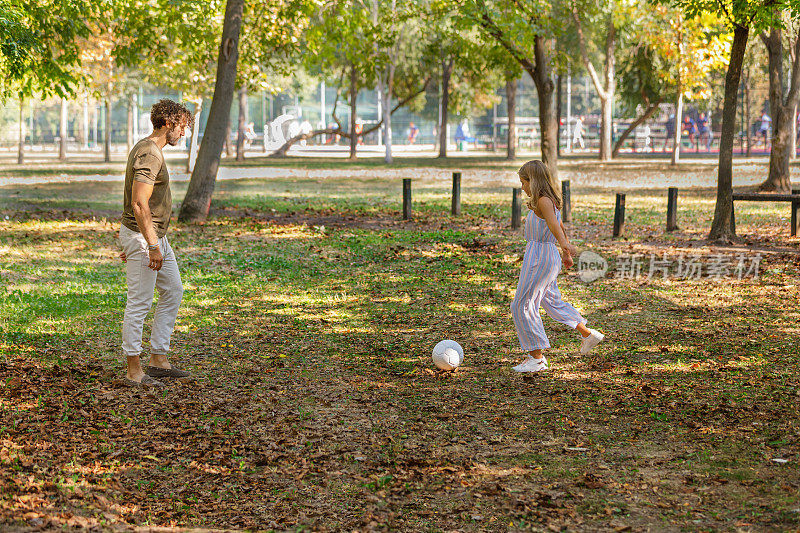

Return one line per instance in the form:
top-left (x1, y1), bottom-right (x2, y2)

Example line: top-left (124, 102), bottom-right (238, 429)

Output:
top-left (432, 340), bottom-right (464, 371)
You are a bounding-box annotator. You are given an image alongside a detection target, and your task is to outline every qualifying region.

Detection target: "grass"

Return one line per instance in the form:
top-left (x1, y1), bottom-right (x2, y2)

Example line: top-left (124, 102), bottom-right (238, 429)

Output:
top-left (0, 164), bottom-right (799, 531)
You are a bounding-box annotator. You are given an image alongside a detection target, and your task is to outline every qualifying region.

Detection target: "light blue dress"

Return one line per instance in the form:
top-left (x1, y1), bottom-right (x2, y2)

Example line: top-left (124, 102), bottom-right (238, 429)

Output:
top-left (511, 207), bottom-right (587, 350)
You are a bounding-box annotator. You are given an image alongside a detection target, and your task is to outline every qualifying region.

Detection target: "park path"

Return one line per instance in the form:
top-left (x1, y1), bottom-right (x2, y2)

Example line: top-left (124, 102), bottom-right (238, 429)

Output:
top-left (0, 162), bottom-right (773, 190)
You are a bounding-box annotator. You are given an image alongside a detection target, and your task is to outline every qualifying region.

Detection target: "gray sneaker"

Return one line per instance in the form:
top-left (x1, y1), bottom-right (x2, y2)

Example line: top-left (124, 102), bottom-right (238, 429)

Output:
top-left (145, 365), bottom-right (191, 379)
top-left (123, 375), bottom-right (166, 388)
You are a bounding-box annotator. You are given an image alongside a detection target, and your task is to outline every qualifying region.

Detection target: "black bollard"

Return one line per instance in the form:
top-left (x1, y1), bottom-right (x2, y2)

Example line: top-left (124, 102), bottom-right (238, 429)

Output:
top-left (792, 188), bottom-right (799, 237)
top-left (612, 193), bottom-right (626, 237)
top-left (666, 187), bottom-right (679, 231)
top-left (452, 172), bottom-right (461, 216)
top-left (561, 180), bottom-right (571, 223)
top-left (512, 188), bottom-right (522, 229)
top-left (403, 179), bottom-right (412, 220)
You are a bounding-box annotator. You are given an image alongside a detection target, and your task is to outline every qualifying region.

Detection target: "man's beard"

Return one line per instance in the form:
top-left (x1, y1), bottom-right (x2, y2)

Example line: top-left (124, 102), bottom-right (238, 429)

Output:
top-left (166, 133), bottom-right (181, 146)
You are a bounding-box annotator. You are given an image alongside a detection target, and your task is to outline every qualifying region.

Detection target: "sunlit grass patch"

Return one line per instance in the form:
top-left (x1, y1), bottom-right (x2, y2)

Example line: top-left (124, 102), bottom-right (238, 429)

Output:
top-left (1, 170), bottom-right (799, 531)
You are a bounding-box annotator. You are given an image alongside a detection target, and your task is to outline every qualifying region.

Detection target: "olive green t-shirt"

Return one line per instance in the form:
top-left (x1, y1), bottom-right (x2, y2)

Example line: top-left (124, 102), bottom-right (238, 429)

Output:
top-left (121, 138), bottom-right (172, 238)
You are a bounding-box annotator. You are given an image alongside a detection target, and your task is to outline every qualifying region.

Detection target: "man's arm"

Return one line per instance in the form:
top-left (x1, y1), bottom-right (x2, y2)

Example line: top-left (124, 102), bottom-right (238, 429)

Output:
top-left (131, 181), bottom-right (163, 271)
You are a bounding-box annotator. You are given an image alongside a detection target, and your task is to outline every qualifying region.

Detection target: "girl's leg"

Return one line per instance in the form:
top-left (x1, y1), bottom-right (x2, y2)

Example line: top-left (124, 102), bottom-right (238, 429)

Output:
top-left (541, 278), bottom-right (590, 337)
top-left (528, 348), bottom-right (544, 360)
top-left (511, 251), bottom-right (559, 356)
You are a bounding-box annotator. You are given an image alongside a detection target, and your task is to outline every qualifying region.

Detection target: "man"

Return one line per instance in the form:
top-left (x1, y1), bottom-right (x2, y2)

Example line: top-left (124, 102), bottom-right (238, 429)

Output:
top-left (759, 112), bottom-right (771, 149)
top-left (696, 112), bottom-right (712, 152)
top-left (682, 115), bottom-right (697, 150)
top-left (119, 99), bottom-right (193, 387)
top-left (572, 116), bottom-right (585, 150)
top-left (407, 122), bottom-right (419, 144)
top-left (661, 113), bottom-right (675, 152)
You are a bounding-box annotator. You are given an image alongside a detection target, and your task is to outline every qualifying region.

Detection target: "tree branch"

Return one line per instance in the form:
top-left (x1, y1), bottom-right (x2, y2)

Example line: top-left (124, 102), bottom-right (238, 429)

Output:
top-left (785, 24), bottom-right (800, 107)
top-left (611, 101), bottom-right (661, 157)
top-left (474, 0), bottom-right (536, 77)
top-left (270, 76), bottom-right (432, 156)
top-left (571, 6), bottom-right (607, 99)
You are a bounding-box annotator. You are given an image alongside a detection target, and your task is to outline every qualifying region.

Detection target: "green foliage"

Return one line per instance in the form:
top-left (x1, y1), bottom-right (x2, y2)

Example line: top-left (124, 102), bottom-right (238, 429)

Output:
top-left (669, 0), bottom-right (786, 32)
top-left (116, 0), bottom-right (224, 99)
top-left (0, 0), bottom-right (91, 101)
top-left (619, 3), bottom-right (731, 112)
top-left (616, 45), bottom-right (673, 115)
top-left (304, 0), bottom-right (391, 92)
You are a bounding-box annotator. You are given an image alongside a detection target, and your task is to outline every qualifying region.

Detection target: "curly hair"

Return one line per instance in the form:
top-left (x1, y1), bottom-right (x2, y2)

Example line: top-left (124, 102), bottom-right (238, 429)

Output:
top-left (150, 99), bottom-right (194, 130)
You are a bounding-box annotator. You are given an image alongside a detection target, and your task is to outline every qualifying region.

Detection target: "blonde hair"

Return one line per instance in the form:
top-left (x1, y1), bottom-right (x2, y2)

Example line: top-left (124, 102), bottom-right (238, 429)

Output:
top-left (517, 160), bottom-right (562, 211)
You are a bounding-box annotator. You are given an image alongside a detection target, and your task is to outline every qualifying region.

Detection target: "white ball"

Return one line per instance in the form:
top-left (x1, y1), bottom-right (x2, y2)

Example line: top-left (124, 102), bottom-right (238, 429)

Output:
top-left (432, 340), bottom-right (464, 370)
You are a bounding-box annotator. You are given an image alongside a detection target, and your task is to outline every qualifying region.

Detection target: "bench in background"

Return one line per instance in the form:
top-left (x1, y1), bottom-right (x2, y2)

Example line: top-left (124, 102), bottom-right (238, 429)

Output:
top-left (732, 189), bottom-right (800, 236)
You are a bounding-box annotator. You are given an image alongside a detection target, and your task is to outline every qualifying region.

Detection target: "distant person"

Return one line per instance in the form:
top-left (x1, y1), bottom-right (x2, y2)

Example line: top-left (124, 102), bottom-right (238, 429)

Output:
top-left (299, 119), bottom-right (313, 146)
top-left (572, 116), bottom-right (585, 150)
top-left (119, 99), bottom-right (193, 388)
top-left (759, 112), bottom-right (771, 148)
top-left (355, 120), bottom-right (364, 145)
top-left (682, 115), bottom-right (697, 149)
top-left (244, 122), bottom-right (256, 148)
top-left (641, 123), bottom-right (652, 152)
top-left (455, 118), bottom-right (475, 150)
top-left (696, 112), bottom-right (712, 151)
top-left (407, 122), bottom-right (420, 144)
top-left (661, 113), bottom-right (675, 152)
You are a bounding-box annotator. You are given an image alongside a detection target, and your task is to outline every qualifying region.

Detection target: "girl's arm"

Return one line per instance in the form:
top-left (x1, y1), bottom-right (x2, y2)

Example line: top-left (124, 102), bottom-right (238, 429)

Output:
top-left (538, 197), bottom-right (577, 255)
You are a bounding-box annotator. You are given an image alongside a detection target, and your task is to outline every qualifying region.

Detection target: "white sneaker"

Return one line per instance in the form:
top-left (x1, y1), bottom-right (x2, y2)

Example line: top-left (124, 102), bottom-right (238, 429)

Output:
top-left (580, 329), bottom-right (605, 355)
top-left (512, 356), bottom-right (548, 373)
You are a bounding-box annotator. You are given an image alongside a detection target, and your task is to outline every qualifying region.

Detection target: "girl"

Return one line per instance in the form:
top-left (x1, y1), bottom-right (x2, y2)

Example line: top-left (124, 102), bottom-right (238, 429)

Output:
top-left (511, 160), bottom-right (604, 372)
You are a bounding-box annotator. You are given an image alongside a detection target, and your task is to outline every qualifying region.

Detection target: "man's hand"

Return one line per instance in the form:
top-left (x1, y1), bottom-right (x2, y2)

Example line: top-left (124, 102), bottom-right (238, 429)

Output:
top-left (148, 247), bottom-right (163, 271)
top-left (119, 251), bottom-right (127, 263)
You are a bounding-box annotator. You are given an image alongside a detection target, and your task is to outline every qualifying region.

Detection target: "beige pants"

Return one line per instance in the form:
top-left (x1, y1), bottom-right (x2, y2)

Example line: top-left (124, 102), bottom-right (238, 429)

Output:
top-left (119, 225), bottom-right (183, 358)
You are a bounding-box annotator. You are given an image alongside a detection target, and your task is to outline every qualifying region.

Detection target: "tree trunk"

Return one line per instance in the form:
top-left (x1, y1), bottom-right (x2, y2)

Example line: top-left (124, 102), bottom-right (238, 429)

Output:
top-left (236, 86), bottom-right (247, 162)
top-left (528, 35), bottom-right (558, 181)
top-left (17, 96), bottom-right (24, 164)
top-left (672, 92), bottom-right (683, 165)
top-left (612, 102), bottom-right (661, 158)
top-left (744, 78), bottom-right (752, 157)
top-left (349, 65), bottom-right (358, 160)
top-left (188, 99), bottom-right (202, 172)
top-left (270, 128), bottom-right (339, 157)
top-left (709, 25), bottom-right (749, 242)
top-left (438, 56), bottom-right (454, 159)
top-left (59, 98), bottom-right (68, 161)
top-left (506, 77), bottom-right (517, 160)
top-left (126, 94), bottom-right (133, 154)
top-left (758, 26), bottom-right (800, 192)
top-left (223, 119), bottom-right (233, 157)
top-left (179, 0), bottom-right (245, 223)
top-left (556, 74), bottom-right (562, 157)
top-left (601, 22), bottom-right (616, 161)
top-left (82, 98), bottom-right (89, 149)
top-left (599, 96), bottom-right (613, 161)
top-left (572, 11), bottom-right (615, 161)
top-left (383, 64), bottom-right (394, 164)
top-left (791, 101), bottom-right (797, 160)
top-left (104, 96), bottom-right (111, 163)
